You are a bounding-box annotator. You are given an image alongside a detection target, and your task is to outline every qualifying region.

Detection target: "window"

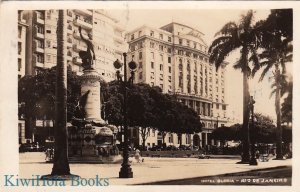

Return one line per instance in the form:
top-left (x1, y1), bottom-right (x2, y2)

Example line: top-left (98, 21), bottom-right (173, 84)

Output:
top-left (139, 52), bottom-right (142, 59)
top-left (167, 48), bottom-right (172, 53)
top-left (139, 62), bottom-right (142, 68)
top-left (131, 34), bottom-right (134, 40)
top-left (222, 105), bottom-right (226, 110)
top-left (168, 57), bottom-right (171, 63)
top-left (18, 42), bottom-right (21, 55)
top-left (138, 42), bottom-right (143, 49)
top-left (18, 26), bottom-right (22, 38)
top-left (37, 54), bottom-right (44, 63)
top-left (151, 62), bottom-right (154, 69)
top-left (46, 12), bottom-right (51, 19)
top-left (152, 129), bottom-right (155, 136)
top-left (160, 64), bottom-right (163, 71)
top-left (186, 40), bottom-right (190, 46)
top-left (179, 39), bottom-right (182, 45)
top-left (178, 50), bottom-right (183, 55)
top-left (18, 58), bottom-right (21, 71)
top-left (158, 33), bottom-right (162, 40)
top-left (168, 66), bottom-right (171, 73)
top-left (37, 39), bottom-right (44, 48)
top-left (168, 36), bottom-right (172, 42)
top-left (151, 52), bottom-right (154, 59)
top-left (46, 54), bottom-right (51, 63)
top-left (159, 45), bottom-right (163, 51)
top-left (150, 31), bottom-right (154, 37)
top-left (139, 72), bottom-right (143, 80)
top-left (36, 25), bottom-right (44, 34)
top-left (216, 104), bottom-right (219, 109)
top-left (150, 42), bottom-right (154, 48)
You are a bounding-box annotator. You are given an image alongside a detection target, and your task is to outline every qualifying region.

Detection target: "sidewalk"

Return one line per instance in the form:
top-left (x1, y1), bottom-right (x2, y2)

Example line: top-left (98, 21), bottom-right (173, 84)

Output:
top-left (19, 152), bottom-right (292, 185)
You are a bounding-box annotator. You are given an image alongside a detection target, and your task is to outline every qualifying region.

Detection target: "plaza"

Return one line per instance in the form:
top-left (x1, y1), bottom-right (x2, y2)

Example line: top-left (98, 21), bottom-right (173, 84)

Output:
top-left (19, 152), bottom-right (291, 185)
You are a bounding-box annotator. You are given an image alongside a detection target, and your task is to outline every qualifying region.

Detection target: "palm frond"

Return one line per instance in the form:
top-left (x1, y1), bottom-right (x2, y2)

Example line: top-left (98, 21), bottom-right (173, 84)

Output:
top-left (259, 62), bottom-right (273, 81)
top-left (215, 22), bottom-right (238, 37)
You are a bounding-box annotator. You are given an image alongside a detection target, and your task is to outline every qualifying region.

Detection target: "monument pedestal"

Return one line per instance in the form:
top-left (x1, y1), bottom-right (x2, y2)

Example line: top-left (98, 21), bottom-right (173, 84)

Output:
top-left (68, 69), bottom-right (120, 164)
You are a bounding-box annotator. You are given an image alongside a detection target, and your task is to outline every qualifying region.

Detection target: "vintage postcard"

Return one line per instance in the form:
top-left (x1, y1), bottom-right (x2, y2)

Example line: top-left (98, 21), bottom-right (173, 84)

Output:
top-left (0, 1), bottom-right (299, 192)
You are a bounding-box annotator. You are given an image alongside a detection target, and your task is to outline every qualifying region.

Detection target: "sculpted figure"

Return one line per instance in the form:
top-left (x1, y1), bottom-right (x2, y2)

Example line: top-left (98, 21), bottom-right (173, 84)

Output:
top-left (78, 26), bottom-right (95, 70)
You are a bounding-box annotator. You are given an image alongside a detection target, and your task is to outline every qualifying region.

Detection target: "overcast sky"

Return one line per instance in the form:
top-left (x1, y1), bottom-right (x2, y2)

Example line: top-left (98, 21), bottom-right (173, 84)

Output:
top-left (109, 9), bottom-right (289, 123)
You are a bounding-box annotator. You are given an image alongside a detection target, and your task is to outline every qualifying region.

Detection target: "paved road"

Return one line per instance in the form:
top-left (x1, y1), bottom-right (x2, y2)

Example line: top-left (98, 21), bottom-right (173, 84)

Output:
top-left (19, 152), bottom-right (292, 185)
top-left (139, 166), bottom-right (292, 185)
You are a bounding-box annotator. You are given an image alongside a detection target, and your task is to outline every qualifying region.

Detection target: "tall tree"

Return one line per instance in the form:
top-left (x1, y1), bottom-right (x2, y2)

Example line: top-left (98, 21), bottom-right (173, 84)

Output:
top-left (51, 10), bottom-right (70, 175)
top-left (252, 9), bottom-right (293, 159)
top-left (208, 10), bottom-right (260, 163)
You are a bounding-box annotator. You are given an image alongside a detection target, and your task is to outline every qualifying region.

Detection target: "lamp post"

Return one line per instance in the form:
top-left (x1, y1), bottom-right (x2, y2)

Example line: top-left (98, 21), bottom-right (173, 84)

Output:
top-left (113, 53), bottom-right (137, 178)
top-left (249, 96), bottom-right (258, 165)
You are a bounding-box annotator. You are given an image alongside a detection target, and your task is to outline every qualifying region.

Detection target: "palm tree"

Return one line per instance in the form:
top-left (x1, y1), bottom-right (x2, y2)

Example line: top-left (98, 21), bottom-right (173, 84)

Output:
top-left (51, 10), bottom-right (71, 175)
top-left (252, 9), bottom-right (293, 159)
top-left (208, 10), bottom-right (260, 163)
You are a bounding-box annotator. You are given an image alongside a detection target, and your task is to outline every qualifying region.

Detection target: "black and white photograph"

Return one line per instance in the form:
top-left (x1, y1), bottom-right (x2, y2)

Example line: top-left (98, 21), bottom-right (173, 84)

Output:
top-left (0, 1), bottom-right (299, 191)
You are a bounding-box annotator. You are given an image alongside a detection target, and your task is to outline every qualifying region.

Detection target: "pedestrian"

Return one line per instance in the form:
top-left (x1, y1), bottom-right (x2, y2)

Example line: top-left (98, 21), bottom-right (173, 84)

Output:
top-left (134, 148), bottom-right (142, 163)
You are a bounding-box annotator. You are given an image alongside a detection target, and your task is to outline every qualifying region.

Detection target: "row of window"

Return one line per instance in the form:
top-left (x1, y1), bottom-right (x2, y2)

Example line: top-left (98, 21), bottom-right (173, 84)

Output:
top-left (131, 30), bottom-right (172, 43)
top-left (178, 38), bottom-right (207, 52)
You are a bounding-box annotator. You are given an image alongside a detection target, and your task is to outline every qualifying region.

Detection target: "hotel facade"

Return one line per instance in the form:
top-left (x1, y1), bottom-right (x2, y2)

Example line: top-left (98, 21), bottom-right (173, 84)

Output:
top-left (126, 23), bottom-right (229, 149)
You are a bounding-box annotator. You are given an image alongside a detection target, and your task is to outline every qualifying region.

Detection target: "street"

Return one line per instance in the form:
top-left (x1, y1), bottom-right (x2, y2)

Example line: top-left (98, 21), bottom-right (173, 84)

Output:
top-left (19, 152), bottom-right (292, 185)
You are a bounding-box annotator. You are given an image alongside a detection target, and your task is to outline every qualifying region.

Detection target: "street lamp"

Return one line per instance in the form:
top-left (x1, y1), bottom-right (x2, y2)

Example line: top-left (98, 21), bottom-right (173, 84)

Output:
top-left (249, 96), bottom-right (258, 165)
top-left (113, 53), bottom-right (137, 178)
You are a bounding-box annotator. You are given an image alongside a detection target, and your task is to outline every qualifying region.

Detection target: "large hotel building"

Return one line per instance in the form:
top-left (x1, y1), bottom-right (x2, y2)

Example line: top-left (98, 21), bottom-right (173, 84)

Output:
top-left (18, 10), bottom-right (229, 149)
top-left (126, 23), bottom-right (228, 148)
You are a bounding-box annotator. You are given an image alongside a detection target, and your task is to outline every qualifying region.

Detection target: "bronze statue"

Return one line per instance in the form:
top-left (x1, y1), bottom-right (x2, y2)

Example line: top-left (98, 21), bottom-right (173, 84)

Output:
top-left (78, 26), bottom-right (95, 70)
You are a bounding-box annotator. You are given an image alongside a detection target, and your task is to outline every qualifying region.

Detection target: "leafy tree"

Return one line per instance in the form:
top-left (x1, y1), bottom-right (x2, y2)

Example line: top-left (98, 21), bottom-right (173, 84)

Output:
top-left (102, 82), bottom-right (202, 148)
top-left (18, 67), bottom-right (81, 124)
top-left (212, 113), bottom-right (277, 144)
top-left (252, 9), bottom-right (293, 159)
top-left (208, 10), bottom-right (260, 162)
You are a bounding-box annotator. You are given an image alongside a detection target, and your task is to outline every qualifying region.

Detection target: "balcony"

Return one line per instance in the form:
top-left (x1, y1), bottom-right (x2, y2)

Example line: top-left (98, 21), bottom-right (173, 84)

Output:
top-left (34, 11), bottom-right (45, 25)
top-left (35, 32), bottom-right (45, 39)
top-left (32, 55), bottom-right (44, 68)
top-left (74, 9), bottom-right (93, 16)
top-left (73, 57), bottom-right (82, 65)
top-left (73, 18), bottom-right (92, 30)
top-left (73, 44), bottom-right (86, 52)
top-left (33, 41), bottom-right (44, 53)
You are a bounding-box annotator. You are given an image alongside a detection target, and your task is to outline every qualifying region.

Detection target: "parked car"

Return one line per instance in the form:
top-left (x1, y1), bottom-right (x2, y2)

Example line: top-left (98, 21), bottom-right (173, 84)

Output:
top-left (19, 143), bottom-right (45, 152)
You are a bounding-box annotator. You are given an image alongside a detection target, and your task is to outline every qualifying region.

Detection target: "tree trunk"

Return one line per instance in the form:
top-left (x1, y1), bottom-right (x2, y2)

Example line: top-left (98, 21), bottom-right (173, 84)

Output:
top-left (241, 72), bottom-right (250, 163)
top-left (51, 10), bottom-right (70, 175)
top-left (275, 65), bottom-right (283, 159)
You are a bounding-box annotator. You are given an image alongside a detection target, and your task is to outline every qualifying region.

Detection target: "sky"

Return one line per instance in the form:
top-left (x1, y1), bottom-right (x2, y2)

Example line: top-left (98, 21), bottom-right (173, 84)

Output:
top-left (109, 9), bottom-right (292, 123)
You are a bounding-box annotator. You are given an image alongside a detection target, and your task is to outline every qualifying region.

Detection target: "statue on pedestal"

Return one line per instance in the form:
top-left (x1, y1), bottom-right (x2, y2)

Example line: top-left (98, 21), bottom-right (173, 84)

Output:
top-left (78, 26), bottom-right (95, 70)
